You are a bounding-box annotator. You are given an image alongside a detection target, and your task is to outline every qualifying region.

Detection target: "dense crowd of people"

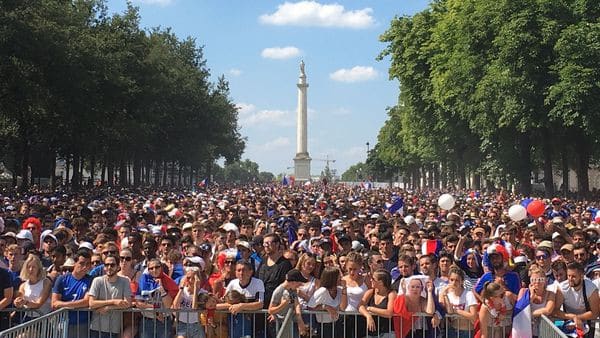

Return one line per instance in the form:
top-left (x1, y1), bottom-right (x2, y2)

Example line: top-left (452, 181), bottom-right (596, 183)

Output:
top-left (0, 184), bottom-right (597, 338)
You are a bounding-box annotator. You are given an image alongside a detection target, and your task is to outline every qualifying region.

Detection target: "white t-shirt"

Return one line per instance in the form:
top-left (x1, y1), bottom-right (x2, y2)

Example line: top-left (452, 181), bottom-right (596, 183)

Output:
top-left (434, 277), bottom-right (449, 295)
top-left (307, 286), bottom-right (342, 323)
top-left (446, 288), bottom-right (477, 312)
top-left (225, 277), bottom-right (265, 303)
top-left (344, 283), bottom-right (367, 312)
top-left (559, 278), bottom-right (597, 315)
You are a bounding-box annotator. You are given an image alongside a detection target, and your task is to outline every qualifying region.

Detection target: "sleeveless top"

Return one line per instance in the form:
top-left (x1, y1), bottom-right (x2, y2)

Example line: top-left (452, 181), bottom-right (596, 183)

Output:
top-left (298, 276), bottom-right (317, 309)
top-left (23, 278), bottom-right (51, 317)
top-left (368, 293), bottom-right (391, 334)
top-left (483, 296), bottom-right (513, 332)
top-left (530, 289), bottom-right (548, 337)
top-left (177, 287), bottom-right (199, 324)
top-left (345, 282), bottom-right (368, 311)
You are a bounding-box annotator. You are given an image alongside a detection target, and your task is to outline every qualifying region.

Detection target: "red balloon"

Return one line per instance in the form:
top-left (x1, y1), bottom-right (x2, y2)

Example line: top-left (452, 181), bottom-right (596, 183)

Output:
top-left (527, 200), bottom-right (546, 217)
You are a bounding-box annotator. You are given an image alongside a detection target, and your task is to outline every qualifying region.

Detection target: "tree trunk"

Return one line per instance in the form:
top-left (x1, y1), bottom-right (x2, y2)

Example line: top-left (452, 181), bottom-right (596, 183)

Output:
top-left (170, 161), bottom-right (175, 186)
top-left (65, 156), bottom-right (70, 186)
top-left (146, 161), bottom-right (151, 184)
top-left (79, 155), bottom-right (85, 186)
top-left (19, 139), bottom-right (30, 191)
top-left (50, 153), bottom-right (56, 189)
top-left (562, 146), bottom-right (569, 197)
top-left (162, 160), bottom-right (168, 186)
top-left (119, 160), bottom-right (127, 187)
top-left (541, 129), bottom-right (554, 197)
top-left (89, 155), bottom-right (95, 186)
top-left (71, 152), bottom-right (80, 191)
top-left (178, 163), bottom-right (182, 186)
top-left (133, 159), bottom-right (141, 187)
top-left (517, 134), bottom-right (532, 195)
top-left (154, 160), bottom-right (161, 186)
top-left (427, 164), bottom-right (434, 188)
top-left (457, 159), bottom-right (466, 190)
top-left (575, 135), bottom-right (590, 198)
top-left (107, 163), bottom-right (113, 187)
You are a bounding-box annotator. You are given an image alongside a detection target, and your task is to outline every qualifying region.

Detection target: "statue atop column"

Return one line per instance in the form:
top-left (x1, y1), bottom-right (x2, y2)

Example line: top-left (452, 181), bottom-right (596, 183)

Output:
top-left (300, 60), bottom-right (305, 76)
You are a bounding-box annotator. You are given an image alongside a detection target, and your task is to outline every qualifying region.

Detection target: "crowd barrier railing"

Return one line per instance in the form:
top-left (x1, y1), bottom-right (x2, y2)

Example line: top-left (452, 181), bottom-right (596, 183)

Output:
top-left (0, 307), bottom-right (521, 338)
top-left (0, 308), bottom-right (68, 338)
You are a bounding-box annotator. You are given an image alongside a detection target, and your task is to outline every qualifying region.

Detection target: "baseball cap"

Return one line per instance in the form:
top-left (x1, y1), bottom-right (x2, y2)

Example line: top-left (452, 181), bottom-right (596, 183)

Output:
top-left (560, 244), bottom-right (574, 252)
top-left (286, 269), bottom-right (308, 283)
top-left (16, 230), bottom-right (33, 242)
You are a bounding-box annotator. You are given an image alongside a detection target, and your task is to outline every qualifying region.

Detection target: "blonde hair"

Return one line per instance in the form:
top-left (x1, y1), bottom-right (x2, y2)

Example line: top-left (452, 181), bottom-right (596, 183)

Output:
top-left (20, 254), bottom-right (45, 282)
top-left (481, 282), bottom-right (503, 301)
top-left (5, 244), bottom-right (19, 254)
top-left (295, 253), bottom-right (316, 273)
top-left (528, 265), bottom-right (543, 277)
top-left (224, 290), bottom-right (246, 304)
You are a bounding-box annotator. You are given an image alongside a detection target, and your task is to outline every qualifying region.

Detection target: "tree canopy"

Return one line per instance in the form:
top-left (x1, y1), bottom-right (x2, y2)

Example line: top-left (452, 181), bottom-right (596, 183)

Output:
top-left (0, 0), bottom-right (245, 190)
top-left (374, 0), bottom-right (600, 196)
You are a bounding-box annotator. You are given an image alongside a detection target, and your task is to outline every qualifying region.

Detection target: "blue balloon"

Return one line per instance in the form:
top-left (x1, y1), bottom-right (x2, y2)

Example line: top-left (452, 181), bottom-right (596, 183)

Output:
top-left (521, 198), bottom-right (533, 208)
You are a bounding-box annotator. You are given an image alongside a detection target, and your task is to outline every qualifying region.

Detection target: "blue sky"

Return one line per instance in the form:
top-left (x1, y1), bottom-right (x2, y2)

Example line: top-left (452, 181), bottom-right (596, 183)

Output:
top-left (105, 0), bottom-right (431, 176)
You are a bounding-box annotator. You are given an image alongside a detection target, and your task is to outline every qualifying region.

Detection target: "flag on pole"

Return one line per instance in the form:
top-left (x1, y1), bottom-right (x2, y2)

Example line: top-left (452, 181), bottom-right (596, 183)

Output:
top-left (197, 178), bottom-right (208, 188)
top-left (282, 176), bottom-right (289, 186)
top-left (511, 289), bottom-right (532, 338)
top-left (386, 197), bottom-right (404, 214)
top-left (421, 239), bottom-right (443, 256)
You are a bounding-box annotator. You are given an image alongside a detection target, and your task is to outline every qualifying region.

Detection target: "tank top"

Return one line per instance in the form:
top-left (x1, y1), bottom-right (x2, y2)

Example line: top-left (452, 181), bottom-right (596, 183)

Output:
top-left (177, 287), bottom-right (199, 324)
top-left (345, 282), bottom-right (367, 311)
top-left (298, 276), bottom-right (316, 309)
top-left (530, 289), bottom-right (548, 337)
top-left (23, 278), bottom-right (51, 317)
top-left (368, 293), bottom-right (391, 334)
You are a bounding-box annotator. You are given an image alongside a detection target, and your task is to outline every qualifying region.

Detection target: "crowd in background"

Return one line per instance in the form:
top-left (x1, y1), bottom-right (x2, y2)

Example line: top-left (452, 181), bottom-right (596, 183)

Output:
top-left (0, 184), bottom-right (597, 338)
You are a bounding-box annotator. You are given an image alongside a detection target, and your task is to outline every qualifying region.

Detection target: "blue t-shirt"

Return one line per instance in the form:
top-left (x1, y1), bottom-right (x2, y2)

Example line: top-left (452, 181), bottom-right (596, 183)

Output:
top-left (171, 263), bottom-right (184, 282)
top-left (88, 264), bottom-right (104, 278)
top-left (474, 271), bottom-right (520, 295)
top-left (52, 273), bottom-right (93, 324)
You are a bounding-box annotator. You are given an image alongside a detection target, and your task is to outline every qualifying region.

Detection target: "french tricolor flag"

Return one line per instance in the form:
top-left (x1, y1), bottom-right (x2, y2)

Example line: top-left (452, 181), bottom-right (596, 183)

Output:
top-left (421, 239), bottom-right (443, 256)
top-left (511, 289), bottom-right (532, 338)
top-left (197, 178), bottom-right (207, 187)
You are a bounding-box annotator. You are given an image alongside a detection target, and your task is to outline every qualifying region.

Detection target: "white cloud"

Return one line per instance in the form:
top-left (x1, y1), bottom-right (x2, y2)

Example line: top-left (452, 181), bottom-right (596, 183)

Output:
top-left (261, 46), bottom-right (301, 60)
top-left (330, 66), bottom-right (378, 83)
top-left (228, 68), bottom-right (242, 77)
top-left (259, 1), bottom-right (374, 29)
top-left (241, 109), bottom-right (293, 126)
top-left (236, 103), bottom-right (256, 116)
top-left (133, 0), bottom-right (174, 6)
top-left (331, 107), bottom-right (351, 116)
top-left (259, 137), bottom-right (291, 151)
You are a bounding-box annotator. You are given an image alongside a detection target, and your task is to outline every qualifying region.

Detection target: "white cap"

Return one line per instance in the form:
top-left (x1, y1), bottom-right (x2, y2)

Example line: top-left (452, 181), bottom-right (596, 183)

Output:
top-left (78, 241), bottom-right (94, 251)
top-left (16, 230), bottom-right (33, 242)
top-left (552, 232), bottom-right (561, 240)
top-left (221, 223), bottom-right (239, 235)
top-left (351, 240), bottom-right (363, 251)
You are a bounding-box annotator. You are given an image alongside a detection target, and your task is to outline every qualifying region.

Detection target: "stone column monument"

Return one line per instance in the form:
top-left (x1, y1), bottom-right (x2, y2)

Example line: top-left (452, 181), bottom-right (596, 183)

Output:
top-left (294, 60), bottom-right (311, 182)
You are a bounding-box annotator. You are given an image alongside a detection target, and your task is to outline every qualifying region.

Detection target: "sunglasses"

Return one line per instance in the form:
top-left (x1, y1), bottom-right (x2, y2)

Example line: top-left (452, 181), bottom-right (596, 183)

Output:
top-left (531, 277), bottom-right (546, 283)
top-left (184, 262), bottom-right (197, 267)
top-left (104, 263), bottom-right (117, 268)
top-left (224, 260), bottom-right (235, 265)
top-left (119, 256), bottom-right (132, 262)
top-left (535, 254), bottom-right (549, 260)
top-left (102, 250), bottom-right (117, 256)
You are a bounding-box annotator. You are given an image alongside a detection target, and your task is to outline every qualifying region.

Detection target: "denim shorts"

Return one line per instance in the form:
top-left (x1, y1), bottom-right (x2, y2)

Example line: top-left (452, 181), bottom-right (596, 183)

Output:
top-left (176, 321), bottom-right (205, 338)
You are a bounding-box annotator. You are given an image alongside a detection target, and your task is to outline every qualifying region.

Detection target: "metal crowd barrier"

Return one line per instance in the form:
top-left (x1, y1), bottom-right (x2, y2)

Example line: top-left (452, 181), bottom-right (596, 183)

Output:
top-left (0, 308), bottom-right (68, 338)
top-left (539, 315), bottom-right (569, 338)
top-left (0, 307), bottom-right (519, 338)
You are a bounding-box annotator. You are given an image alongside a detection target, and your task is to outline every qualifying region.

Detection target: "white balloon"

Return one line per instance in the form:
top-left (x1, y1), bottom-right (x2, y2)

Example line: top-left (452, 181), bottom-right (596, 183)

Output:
top-left (404, 215), bottom-right (415, 225)
top-left (508, 204), bottom-right (527, 222)
top-left (438, 194), bottom-right (456, 210)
